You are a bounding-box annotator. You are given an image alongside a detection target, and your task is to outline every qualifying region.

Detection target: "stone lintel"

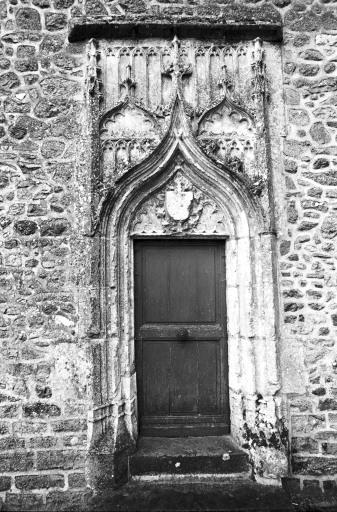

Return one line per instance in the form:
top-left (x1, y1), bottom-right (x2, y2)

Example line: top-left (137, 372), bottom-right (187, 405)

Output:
top-left (68, 17), bottom-right (282, 43)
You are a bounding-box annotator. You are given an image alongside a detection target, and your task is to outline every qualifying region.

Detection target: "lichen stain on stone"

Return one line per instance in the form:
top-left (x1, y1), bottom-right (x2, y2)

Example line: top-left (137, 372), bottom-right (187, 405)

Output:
top-left (242, 395), bottom-right (289, 481)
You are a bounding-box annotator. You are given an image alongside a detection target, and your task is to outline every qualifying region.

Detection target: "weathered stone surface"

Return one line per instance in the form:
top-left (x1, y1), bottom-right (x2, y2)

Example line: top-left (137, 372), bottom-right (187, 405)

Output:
top-left (16, 8), bottom-right (42, 30)
top-left (284, 140), bottom-right (311, 158)
top-left (34, 98), bottom-right (69, 118)
top-left (40, 76), bottom-right (80, 97)
top-left (33, 0), bottom-right (51, 7)
top-left (15, 474), bottom-right (64, 490)
top-left (280, 240), bottom-right (291, 256)
top-left (40, 218), bottom-right (69, 236)
top-left (36, 449), bottom-right (85, 470)
top-left (15, 59), bottom-right (39, 72)
top-left (292, 437), bottom-right (319, 454)
top-left (321, 216), bottom-right (337, 238)
top-left (288, 109), bottom-right (310, 126)
top-left (284, 88), bottom-right (300, 106)
top-left (298, 221), bottom-right (318, 231)
top-left (299, 63), bottom-right (319, 76)
top-left (14, 220), bottom-right (38, 235)
top-left (303, 170), bottom-right (337, 186)
top-left (293, 456), bottom-right (337, 475)
top-left (10, 115), bottom-right (48, 140)
top-left (41, 139), bottom-right (65, 158)
top-left (313, 158), bottom-right (329, 169)
top-left (310, 122), bottom-right (331, 145)
top-left (45, 13), bottom-right (67, 31)
top-left (23, 402), bottom-right (61, 418)
top-left (300, 49), bottom-right (324, 61)
top-left (284, 9), bottom-right (319, 32)
top-left (0, 71), bottom-right (20, 91)
top-left (0, 451), bottom-right (35, 472)
top-left (0, 476), bottom-right (11, 491)
top-left (54, 0), bottom-right (75, 8)
top-left (40, 35), bottom-right (64, 54)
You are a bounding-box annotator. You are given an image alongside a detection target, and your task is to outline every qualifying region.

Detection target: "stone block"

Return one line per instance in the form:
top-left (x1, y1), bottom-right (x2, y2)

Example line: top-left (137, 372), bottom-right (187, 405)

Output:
top-left (0, 476), bottom-right (11, 492)
top-left (68, 472), bottom-right (86, 488)
top-left (5, 492), bottom-right (44, 511)
top-left (319, 399), bottom-right (337, 411)
top-left (0, 451), bottom-right (34, 472)
top-left (45, 13), bottom-right (67, 31)
top-left (45, 490), bottom-right (85, 511)
top-left (15, 474), bottom-right (64, 490)
top-left (23, 402), bottom-right (61, 418)
top-left (51, 418), bottom-right (87, 432)
top-left (293, 455), bottom-right (337, 475)
top-left (36, 449), bottom-right (85, 470)
top-left (292, 437), bottom-right (319, 454)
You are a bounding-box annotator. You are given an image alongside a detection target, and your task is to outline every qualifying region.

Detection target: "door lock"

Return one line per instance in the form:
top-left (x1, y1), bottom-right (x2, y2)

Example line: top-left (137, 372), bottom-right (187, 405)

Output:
top-left (176, 328), bottom-right (189, 341)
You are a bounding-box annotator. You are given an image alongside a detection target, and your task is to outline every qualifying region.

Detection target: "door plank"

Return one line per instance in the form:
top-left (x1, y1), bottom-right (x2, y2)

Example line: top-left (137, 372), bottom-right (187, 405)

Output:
top-left (142, 341), bottom-right (170, 415)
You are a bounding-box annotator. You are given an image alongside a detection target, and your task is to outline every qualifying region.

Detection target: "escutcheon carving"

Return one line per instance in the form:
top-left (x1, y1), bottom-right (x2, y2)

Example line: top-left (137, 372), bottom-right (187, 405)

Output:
top-left (131, 169), bottom-right (229, 235)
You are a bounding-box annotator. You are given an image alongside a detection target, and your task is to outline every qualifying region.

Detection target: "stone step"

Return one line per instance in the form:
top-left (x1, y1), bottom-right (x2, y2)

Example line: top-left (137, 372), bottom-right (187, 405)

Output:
top-left (129, 436), bottom-right (250, 477)
top-left (91, 480), bottom-right (294, 511)
top-left (131, 472), bottom-right (251, 483)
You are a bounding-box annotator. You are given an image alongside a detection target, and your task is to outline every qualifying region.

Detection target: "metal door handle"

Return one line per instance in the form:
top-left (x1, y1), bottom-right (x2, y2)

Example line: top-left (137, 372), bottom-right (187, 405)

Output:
top-left (176, 328), bottom-right (189, 341)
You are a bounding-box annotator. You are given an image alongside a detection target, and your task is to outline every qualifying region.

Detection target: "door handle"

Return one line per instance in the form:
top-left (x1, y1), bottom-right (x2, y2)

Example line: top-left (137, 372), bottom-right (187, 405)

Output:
top-left (176, 328), bottom-right (189, 341)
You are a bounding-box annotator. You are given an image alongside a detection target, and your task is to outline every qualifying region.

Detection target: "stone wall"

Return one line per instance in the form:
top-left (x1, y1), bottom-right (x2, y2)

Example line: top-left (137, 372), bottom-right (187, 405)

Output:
top-left (278, 26), bottom-right (337, 495)
top-left (0, 0), bottom-right (337, 508)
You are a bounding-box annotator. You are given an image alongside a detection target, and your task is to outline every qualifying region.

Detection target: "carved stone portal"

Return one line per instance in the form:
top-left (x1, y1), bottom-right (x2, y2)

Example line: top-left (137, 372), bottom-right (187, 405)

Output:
top-left (86, 34), bottom-right (286, 489)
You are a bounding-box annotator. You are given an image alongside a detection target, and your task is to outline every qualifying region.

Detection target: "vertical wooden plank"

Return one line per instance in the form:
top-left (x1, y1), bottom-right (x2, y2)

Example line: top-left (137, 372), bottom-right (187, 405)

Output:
top-left (170, 342), bottom-right (198, 414)
top-left (198, 341), bottom-right (219, 414)
top-left (143, 341), bottom-right (170, 415)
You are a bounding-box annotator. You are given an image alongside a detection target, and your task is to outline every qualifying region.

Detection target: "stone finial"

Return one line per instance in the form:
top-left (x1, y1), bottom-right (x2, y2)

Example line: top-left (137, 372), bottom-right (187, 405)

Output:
top-left (86, 38), bottom-right (102, 97)
top-left (251, 37), bottom-right (267, 101)
top-left (161, 35), bottom-right (192, 95)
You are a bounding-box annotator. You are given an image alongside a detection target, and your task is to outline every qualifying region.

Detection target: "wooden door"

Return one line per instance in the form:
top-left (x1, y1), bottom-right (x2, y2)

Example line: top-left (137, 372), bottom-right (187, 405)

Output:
top-left (134, 239), bottom-right (229, 436)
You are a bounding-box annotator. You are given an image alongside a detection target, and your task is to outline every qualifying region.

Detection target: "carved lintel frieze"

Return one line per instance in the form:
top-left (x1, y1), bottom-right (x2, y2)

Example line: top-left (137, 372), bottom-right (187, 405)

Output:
top-left (86, 38), bottom-right (102, 99)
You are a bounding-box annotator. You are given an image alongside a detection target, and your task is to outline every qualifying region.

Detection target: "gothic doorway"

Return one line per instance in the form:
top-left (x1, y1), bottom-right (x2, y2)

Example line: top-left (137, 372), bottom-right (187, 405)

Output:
top-left (86, 34), bottom-right (288, 486)
top-left (134, 239), bottom-right (229, 437)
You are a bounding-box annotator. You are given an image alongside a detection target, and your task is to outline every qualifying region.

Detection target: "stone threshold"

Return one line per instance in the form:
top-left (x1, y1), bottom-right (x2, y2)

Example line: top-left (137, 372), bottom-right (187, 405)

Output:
top-left (128, 435), bottom-right (250, 478)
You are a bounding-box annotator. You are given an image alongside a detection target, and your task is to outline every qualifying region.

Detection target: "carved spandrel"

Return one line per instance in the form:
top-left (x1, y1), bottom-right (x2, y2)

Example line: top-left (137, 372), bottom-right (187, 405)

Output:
top-left (197, 97), bottom-right (255, 177)
top-left (131, 169), bottom-right (229, 235)
top-left (100, 101), bottom-right (161, 180)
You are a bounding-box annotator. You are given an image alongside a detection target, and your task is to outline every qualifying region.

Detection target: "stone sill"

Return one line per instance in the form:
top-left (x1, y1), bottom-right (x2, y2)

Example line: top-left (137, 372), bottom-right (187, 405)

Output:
top-left (68, 15), bottom-right (282, 43)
